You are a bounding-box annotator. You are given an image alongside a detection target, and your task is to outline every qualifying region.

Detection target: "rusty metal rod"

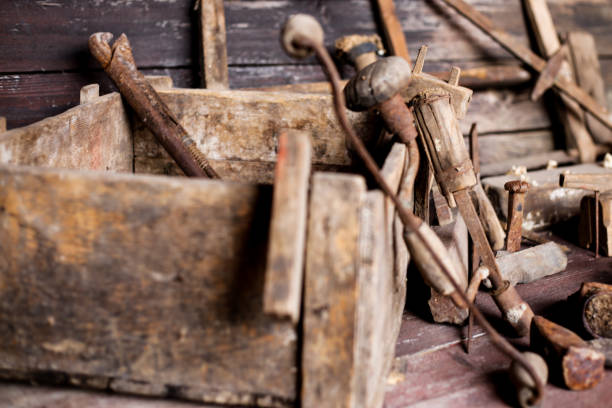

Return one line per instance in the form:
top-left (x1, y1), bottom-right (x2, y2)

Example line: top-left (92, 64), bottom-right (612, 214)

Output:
top-left (89, 32), bottom-right (219, 178)
top-left (292, 32), bottom-right (544, 406)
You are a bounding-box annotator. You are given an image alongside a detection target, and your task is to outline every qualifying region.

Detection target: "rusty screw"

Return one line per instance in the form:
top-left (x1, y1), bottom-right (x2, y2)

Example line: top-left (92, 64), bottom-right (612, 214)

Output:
top-left (504, 180), bottom-right (530, 252)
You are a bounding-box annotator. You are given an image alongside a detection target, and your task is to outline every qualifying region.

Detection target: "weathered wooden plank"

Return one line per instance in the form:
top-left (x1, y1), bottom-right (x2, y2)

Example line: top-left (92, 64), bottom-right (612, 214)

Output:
top-left (302, 172), bottom-right (366, 408)
top-left (2, 1), bottom-right (612, 73)
top-left (467, 129), bottom-right (555, 167)
top-left (0, 92), bottom-right (131, 172)
top-left (523, 0), bottom-right (597, 163)
top-left (461, 88), bottom-right (550, 134)
top-left (579, 191), bottom-right (612, 256)
top-left (429, 212), bottom-right (469, 325)
top-left (0, 165), bottom-right (296, 406)
top-left (0, 384), bottom-right (213, 408)
top-left (133, 89), bottom-right (377, 181)
top-left (479, 150), bottom-right (579, 178)
top-left (568, 31), bottom-right (612, 145)
top-left (352, 190), bottom-right (403, 408)
top-left (198, 0), bottom-right (229, 89)
top-left (263, 130), bottom-right (311, 323)
top-left (483, 163), bottom-right (612, 229)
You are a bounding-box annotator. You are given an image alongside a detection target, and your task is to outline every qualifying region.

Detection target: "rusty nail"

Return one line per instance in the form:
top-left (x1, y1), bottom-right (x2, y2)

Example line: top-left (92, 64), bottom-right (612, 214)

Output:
top-left (531, 316), bottom-right (605, 390)
top-left (504, 180), bottom-right (529, 252)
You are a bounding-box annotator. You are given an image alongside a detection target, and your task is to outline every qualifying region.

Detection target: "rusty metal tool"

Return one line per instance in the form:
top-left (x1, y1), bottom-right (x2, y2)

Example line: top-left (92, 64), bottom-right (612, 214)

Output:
top-left (339, 51), bottom-right (420, 211)
top-left (505, 180), bottom-right (530, 253)
top-left (583, 291), bottom-right (612, 338)
top-left (440, 0), bottom-right (612, 132)
top-left (89, 32), bottom-right (219, 178)
top-left (281, 15), bottom-right (544, 404)
top-left (411, 91), bottom-right (534, 336)
top-left (588, 338), bottom-right (612, 367)
top-left (531, 316), bottom-right (605, 390)
top-left (568, 282), bottom-right (612, 338)
top-left (509, 352), bottom-right (548, 408)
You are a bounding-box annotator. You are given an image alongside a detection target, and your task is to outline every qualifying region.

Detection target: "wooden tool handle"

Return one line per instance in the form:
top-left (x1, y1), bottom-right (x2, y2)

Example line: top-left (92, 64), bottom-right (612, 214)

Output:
top-left (412, 92), bottom-right (477, 206)
top-left (560, 173), bottom-right (612, 191)
top-left (472, 183), bottom-right (506, 251)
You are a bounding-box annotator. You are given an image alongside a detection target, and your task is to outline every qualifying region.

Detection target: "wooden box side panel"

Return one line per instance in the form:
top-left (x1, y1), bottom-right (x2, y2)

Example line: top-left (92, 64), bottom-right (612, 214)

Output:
top-left (301, 172), bottom-right (366, 408)
top-left (352, 190), bottom-right (407, 408)
top-left (0, 93), bottom-right (132, 173)
top-left (133, 89), bottom-right (377, 182)
top-left (0, 166), bottom-right (296, 405)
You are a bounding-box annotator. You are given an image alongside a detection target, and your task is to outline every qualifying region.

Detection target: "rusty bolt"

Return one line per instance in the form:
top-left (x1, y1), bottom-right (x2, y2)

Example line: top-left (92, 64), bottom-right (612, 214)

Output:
top-left (504, 180), bottom-right (530, 252)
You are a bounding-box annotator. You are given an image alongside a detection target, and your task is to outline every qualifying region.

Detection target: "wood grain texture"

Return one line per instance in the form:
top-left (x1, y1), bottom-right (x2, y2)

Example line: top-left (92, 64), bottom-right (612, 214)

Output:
top-left (263, 130), bottom-right (311, 323)
top-left (568, 31), bottom-right (612, 145)
top-left (132, 88), bottom-right (377, 182)
top-left (483, 163), bottom-right (612, 229)
top-left (579, 192), bottom-right (612, 256)
top-left (0, 165), bottom-right (296, 406)
top-left (523, 0), bottom-right (597, 162)
top-left (199, 0), bottom-right (229, 89)
top-left (352, 190), bottom-right (405, 408)
top-left (301, 172), bottom-right (366, 408)
top-left (0, 92), bottom-right (131, 172)
top-left (2, 1), bottom-right (611, 72)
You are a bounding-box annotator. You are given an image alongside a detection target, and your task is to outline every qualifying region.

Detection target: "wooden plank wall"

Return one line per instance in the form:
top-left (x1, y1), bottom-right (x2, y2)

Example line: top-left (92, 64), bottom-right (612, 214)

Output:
top-left (0, 0), bottom-right (611, 167)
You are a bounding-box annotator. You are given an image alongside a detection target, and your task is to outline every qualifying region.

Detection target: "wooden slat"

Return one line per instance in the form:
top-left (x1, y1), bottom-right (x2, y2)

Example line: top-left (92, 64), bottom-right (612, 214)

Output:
top-left (199, 0), bottom-right (229, 89)
top-left (482, 163), bottom-right (612, 229)
top-left (568, 31), bottom-right (612, 145)
top-left (352, 190), bottom-right (403, 408)
top-left (0, 165), bottom-right (296, 406)
top-left (132, 89), bottom-right (377, 182)
top-left (2, 1), bottom-right (612, 73)
top-left (523, 0), bottom-right (597, 162)
top-left (0, 92), bottom-right (131, 173)
top-left (302, 172), bottom-right (366, 408)
top-left (263, 130), bottom-right (312, 323)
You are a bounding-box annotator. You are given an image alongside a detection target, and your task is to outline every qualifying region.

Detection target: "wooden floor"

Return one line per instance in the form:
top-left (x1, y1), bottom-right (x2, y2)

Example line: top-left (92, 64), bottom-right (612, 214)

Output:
top-left (1, 234), bottom-right (610, 407)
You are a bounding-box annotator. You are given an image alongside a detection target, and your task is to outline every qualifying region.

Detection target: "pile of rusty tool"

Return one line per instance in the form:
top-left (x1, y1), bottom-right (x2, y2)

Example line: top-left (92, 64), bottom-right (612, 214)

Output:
top-left (276, 0), bottom-right (612, 403)
top-left (4, 0), bottom-right (607, 407)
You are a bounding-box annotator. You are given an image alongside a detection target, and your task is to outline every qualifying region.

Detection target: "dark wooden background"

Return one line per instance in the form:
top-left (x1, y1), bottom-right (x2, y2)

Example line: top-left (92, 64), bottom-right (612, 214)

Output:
top-left (1, 0), bottom-right (610, 140)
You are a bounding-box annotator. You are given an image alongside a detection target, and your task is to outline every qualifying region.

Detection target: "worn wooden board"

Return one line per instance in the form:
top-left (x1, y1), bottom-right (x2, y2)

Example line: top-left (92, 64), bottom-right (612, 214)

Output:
top-left (133, 88), bottom-right (377, 182)
top-left (263, 130), bottom-right (311, 323)
top-left (0, 165), bottom-right (296, 407)
top-left (353, 190), bottom-right (403, 408)
top-left (568, 31), bottom-right (612, 145)
top-left (579, 191), bottom-right (612, 257)
top-left (483, 163), bottom-right (612, 229)
top-left (429, 211), bottom-right (469, 325)
top-left (0, 91), bottom-right (131, 172)
top-left (523, 0), bottom-right (597, 163)
top-left (301, 172), bottom-right (366, 408)
top-left (2, 0), bottom-right (611, 73)
top-left (0, 240), bottom-right (611, 408)
top-left (198, 0), bottom-right (229, 89)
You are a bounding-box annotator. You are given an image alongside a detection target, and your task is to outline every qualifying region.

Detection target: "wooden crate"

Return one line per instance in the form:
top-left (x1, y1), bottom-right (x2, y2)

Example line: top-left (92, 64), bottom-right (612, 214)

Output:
top-left (0, 81), bottom-right (406, 408)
